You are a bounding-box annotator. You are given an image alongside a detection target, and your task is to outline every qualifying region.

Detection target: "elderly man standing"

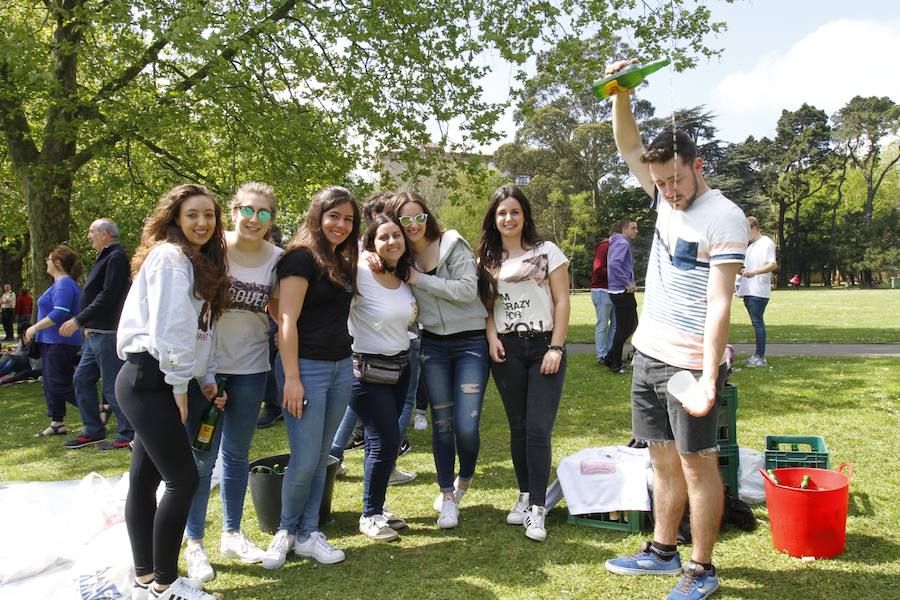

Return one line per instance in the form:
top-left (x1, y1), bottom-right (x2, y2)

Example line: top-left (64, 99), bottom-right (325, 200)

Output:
top-left (60, 218), bottom-right (133, 449)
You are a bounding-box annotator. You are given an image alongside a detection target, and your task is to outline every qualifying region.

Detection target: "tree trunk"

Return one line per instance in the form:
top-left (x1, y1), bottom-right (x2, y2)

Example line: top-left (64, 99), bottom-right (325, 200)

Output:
top-left (25, 175), bottom-right (73, 295)
top-left (776, 200), bottom-right (788, 287)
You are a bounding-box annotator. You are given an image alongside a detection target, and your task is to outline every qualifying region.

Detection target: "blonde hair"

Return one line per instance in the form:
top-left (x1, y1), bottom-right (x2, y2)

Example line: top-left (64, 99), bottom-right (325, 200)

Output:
top-left (231, 182), bottom-right (278, 214)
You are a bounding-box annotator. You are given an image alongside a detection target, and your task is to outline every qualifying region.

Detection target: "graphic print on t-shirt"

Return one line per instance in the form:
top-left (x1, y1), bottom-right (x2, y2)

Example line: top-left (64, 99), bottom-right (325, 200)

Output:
top-left (196, 300), bottom-right (213, 344)
top-left (228, 276), bottom-right (271, 313)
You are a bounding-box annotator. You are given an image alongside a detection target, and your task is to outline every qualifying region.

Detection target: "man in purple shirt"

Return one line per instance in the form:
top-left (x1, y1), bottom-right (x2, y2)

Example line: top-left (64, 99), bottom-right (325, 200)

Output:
top-left (607, 218), bottom-right (638, 374)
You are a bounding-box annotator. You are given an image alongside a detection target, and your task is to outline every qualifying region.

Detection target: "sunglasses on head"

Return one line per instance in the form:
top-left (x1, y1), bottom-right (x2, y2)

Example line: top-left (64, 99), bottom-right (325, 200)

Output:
top-left (398, 212), bottom-right (428, 227)
top-left (238, 205), bottom-right (273, 223)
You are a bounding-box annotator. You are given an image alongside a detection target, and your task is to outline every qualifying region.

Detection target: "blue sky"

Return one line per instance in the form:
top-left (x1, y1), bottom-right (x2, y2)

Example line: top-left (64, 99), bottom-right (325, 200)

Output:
top-left (470, 0), bottom-right (900, 150)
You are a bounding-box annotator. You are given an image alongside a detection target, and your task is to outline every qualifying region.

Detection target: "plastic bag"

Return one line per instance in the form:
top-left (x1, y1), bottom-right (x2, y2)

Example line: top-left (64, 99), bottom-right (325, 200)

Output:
top-left (738, 447), bottom-right (766, 504)
top-left (72, 522), bottom-right (134, 599)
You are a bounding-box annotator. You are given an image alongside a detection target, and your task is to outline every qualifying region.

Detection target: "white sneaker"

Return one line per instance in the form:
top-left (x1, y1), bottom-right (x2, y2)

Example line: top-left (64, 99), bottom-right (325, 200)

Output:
top-left (437, 495), bottom-right (459, 529)
top-left (294, 531), bottom-right (345, 564)
top-left (149, 577), bottom-right (216, 600)
top-left (506, 492), bottom-right (530, 525)
top-left (382, 508), bottom-right (408, 530)
top-left (413, 411), bottom-right (428, 430)
top-left (336, 461), bottom-right (348, 477)
top-left (746, 356), bottom-right (768, 367)
top-left (133, 578), bottom-right (203, 600)
top-left (220, 530), bottom-right (266, 563)
top-left (184, 544), bottom-right (215, 582)
top-left (261, 529), bottom-right (295, 569)
top-left (524, 505), bottom-right (547, 541)
top-left (388, 467), bottom-right (417, 486)
top-left (432, 484), bottom-right (466, 512)
top-left (359, 513), bottom-right (400, 541)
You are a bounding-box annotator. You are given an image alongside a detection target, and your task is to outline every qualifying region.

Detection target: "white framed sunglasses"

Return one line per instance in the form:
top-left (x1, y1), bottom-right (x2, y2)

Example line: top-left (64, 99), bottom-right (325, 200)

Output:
top-left (398, 212), bottom-right (428, 227)
top-left (238, 205), bottom-right (273, 223)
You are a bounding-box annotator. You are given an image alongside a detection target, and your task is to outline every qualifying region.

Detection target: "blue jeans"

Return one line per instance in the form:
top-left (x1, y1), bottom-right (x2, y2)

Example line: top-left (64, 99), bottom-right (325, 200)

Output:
top-left (420, 334), bottom-right (489, 492)
top-left (743, 296), bottom-right (769, 357)
top-left (350, 365), bottom-right (411, 516)
top-left (74, 332), bottom-right (131, 440)
top-left (591, 289), bottom-right (616, 360)
top-left (276, 356), bottom-right (352, 538)
top-left (184, 372), bottom-right (267, 539)
top-left (329, 335), bottom-right (421, 461)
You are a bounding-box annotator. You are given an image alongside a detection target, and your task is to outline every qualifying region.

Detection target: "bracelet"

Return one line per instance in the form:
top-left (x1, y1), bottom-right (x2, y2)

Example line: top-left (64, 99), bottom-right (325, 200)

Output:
top-left (548, 344), bottom-right (566, 354)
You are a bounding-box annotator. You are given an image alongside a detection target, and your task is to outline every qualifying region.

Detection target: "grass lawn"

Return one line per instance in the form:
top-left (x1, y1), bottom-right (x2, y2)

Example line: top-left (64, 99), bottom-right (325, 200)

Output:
top-left (567, 288), bottom-right (900, 345)
top-left (3, 355), bottom-right (899, 599)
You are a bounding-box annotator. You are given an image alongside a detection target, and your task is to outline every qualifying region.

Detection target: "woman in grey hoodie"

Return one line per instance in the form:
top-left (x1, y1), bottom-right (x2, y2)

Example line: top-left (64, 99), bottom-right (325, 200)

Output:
top-left (386, 192), bottom-right (489, 530)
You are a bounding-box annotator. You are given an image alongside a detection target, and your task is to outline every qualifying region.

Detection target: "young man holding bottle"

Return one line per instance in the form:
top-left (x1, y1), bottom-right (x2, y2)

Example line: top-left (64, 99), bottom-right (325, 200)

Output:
top-left (604, 60), bottom-right (749, 600)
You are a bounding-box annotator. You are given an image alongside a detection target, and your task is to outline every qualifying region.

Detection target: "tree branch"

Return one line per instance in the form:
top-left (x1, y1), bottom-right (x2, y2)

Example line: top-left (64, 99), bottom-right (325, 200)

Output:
top-left (0, 61), bottom-right (40, 171)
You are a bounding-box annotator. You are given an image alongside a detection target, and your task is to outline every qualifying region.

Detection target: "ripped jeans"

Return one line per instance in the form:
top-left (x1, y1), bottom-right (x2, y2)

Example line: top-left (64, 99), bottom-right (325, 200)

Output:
top-left (420, 333), bottom-right (489, 492)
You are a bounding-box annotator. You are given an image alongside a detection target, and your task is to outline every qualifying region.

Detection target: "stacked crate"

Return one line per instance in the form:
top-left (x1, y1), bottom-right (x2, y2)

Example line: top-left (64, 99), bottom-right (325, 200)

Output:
top-left (717, 383), bottom-right (740, 497)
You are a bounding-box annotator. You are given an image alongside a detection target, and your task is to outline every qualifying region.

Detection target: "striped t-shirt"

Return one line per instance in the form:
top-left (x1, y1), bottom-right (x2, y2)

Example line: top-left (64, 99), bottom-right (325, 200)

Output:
top-left (632, 188), bottom-right (749, 370)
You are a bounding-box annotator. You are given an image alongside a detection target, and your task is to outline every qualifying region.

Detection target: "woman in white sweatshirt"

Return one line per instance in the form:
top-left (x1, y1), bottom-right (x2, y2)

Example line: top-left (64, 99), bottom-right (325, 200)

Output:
top-left (115, 183), bottom-right (230, 600)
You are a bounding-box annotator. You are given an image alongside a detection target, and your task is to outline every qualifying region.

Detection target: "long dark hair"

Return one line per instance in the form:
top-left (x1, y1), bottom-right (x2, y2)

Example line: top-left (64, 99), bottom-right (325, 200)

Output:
top-left (285, 186), bottom-right (360, 290)
top-left (477, 185), bottom-right (543, 303)
top-left (132, 183), bottom-right (230, 320)
top-left (384, 191), bottom-right (442, 242)
top-left (362, 214), bottom-right (412, 282)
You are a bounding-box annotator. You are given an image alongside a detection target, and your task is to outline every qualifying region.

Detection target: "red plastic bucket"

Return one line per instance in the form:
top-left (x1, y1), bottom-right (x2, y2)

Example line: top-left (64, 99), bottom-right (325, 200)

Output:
top-left (760, 464), bottom-right (852, 558)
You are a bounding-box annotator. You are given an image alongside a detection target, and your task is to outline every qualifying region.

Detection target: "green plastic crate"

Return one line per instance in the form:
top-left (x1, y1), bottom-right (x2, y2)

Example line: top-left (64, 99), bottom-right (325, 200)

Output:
top-left (717, 384), bottom-right (738, 446)
top-left (567, 509), bottom-right (649, 533)
top-left (765, 435), bottom-right (829, 469)
top-left (718, 443), bottom-right (740, 497)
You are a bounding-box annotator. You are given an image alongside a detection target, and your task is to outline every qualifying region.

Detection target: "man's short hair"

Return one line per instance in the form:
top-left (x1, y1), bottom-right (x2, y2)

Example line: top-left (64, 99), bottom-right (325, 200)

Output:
top-left (747, 216), bottom-right (760, 230)
top-left (363, 191), bottom-right (394, 224)
top-left (641, 128), bottom-right (698, 165)
top-left (94, 218), bottom-right (119, 239)
top-left (610, 218), bottom-right (636, 236)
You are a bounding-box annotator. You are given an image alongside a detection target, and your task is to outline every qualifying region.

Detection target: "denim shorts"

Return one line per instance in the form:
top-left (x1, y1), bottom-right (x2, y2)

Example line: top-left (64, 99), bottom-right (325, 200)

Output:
top-left (630, 351), bottom-right (726, 454)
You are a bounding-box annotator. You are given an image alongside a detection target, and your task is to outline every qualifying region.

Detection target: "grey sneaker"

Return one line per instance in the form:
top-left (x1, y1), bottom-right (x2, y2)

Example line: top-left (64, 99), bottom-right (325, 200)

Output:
top-left (523, 505), bottom-right (547, 541)
top-left (184, 544), bottom-right (215, 582)
top-left (388, 467), bottom-right (417, 486)
top-left (506, 492), bottom-right (530, 525)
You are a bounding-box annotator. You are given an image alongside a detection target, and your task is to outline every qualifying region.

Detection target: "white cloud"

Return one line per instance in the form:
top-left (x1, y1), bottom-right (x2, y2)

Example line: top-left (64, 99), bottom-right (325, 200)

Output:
top-left (712, 19), bottom-right (900, 124)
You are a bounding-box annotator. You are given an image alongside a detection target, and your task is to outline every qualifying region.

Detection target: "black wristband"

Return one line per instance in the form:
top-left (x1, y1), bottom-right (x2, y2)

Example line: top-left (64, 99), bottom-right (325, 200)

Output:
top-left (548, 344), bottom-right (566, 354)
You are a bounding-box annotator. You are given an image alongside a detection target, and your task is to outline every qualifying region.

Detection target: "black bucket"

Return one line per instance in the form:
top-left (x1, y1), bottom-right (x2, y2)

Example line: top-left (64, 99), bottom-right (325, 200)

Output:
top-left (248, 453), bottom-right (340, 533)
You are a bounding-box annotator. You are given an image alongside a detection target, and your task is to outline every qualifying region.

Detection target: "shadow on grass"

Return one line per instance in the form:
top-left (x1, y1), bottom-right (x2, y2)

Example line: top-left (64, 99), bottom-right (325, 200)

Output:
top-left (568, 323), bottom-right (900, 344)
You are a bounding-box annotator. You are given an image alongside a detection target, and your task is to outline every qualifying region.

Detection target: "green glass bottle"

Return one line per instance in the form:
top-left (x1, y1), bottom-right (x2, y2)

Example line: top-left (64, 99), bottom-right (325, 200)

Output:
top-left (192, 376), bottom-right (227, 452)
top-left (592, 58), bottom-right (671, 100)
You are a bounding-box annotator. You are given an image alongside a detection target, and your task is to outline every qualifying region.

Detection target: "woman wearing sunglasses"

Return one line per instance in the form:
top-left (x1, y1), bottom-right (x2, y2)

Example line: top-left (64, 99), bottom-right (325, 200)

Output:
top-left (385, 192), bottom-right (488, 530)
top-left (183, 183), bottom-right (283, 581)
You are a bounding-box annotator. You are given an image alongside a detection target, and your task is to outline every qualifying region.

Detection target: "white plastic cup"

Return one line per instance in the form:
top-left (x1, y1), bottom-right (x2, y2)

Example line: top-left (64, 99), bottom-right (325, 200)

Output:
top-left (666, 370), bottom-right (706, 413)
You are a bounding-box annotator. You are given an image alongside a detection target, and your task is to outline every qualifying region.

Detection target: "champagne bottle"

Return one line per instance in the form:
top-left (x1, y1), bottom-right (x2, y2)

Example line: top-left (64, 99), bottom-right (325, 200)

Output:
top-left (192, 376), bottom-right (227, 452)
top-left (592, 58), bottom-right (671, 100)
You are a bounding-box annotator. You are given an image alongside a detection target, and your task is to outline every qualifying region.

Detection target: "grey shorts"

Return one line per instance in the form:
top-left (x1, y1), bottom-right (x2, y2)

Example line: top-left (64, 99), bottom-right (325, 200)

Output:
top-left (630, 351), bottom-right (726, 454)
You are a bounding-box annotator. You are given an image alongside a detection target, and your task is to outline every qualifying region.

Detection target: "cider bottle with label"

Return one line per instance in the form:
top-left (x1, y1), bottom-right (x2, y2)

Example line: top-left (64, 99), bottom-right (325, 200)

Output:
top-left (192, 376), bottom-right (227, 452)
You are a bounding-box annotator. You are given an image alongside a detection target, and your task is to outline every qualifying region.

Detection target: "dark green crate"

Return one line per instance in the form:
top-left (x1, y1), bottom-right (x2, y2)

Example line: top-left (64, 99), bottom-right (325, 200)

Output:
top-left (718, 443), bottom-right (740, 497)
top-left (765, 435), bottom-right (829, 469)
top-left (717, 384), bottom-right (738, 445)
top-left (567, 509), bottom-right (649, 533)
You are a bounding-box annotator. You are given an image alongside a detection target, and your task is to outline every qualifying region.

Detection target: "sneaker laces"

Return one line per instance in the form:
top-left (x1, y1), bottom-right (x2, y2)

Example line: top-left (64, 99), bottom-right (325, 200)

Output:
top-left (676, 562), bottom-right (707, 593)
top-left (268, 529), bottom-right (291, 554)
top-left (230, 531), bottom-right (256, 554)
top-left (372, 514), bottom-right (391, 530)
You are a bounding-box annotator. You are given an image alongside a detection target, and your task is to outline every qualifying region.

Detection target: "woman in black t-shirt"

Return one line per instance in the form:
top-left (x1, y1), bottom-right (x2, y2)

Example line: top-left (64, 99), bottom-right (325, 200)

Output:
top-left (261, 186), bottom-right (360, 569)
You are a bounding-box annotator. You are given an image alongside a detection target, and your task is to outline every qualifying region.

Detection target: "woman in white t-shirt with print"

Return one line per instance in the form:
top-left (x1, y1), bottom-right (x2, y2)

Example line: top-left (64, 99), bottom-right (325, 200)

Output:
top-left (183, 182), bottom-right (283, 581)
top-left (348, 214), bottom-right (418, 542)
top-left (478, 185), bottom-right (570, 542)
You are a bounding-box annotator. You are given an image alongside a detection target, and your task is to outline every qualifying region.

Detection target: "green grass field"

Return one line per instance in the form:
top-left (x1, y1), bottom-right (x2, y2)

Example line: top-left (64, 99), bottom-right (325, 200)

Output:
top-left (567, 289), bottom-right (900, 345)
top-left (4, 355), bottom-right (899, 599)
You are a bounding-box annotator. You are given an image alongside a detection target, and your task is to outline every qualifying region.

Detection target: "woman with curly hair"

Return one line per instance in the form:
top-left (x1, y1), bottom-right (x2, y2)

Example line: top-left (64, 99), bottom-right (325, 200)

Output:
top-left (115, 183), bottom-right (229, 600)
top-left (262, 186), bottom-right (360, 568)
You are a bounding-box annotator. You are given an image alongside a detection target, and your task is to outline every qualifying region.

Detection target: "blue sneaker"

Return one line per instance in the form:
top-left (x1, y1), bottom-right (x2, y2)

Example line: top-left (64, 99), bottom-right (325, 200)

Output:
top-left (666, 561), bottom-right (720, 600)
top-left (605, 541), bottom-right (683, 575)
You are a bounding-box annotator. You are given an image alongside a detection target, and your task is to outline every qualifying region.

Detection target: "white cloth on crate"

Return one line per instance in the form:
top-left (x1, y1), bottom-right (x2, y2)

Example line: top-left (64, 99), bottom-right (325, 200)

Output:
top-left (556, 445), bottom-right (652, 515)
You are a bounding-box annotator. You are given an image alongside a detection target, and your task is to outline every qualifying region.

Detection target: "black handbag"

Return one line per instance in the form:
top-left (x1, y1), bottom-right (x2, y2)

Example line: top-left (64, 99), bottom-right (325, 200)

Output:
top-left (352, 351), bottom-right (408, 384)
top-left (24, 339), bottom-right (40, 360)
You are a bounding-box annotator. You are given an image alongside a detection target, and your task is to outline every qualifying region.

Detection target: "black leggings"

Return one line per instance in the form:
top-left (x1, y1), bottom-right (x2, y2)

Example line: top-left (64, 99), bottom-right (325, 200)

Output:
top-left (609, 292), bottom-right (638, 370)
top-left (490, 333), bottom-right (566, 506)
top-left (116, 353), bottom-right (198, 585)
